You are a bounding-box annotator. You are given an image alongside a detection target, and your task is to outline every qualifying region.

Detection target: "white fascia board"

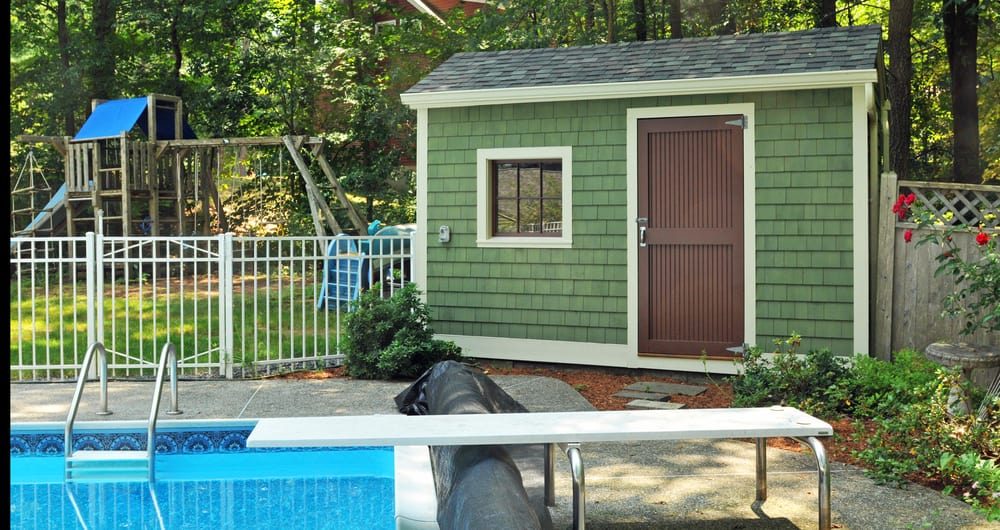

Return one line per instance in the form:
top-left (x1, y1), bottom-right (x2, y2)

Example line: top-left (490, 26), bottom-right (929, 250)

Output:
top-left (407, 0), bottom-right (445, 24)
top-left (401, 69), bottom-right (879, 109)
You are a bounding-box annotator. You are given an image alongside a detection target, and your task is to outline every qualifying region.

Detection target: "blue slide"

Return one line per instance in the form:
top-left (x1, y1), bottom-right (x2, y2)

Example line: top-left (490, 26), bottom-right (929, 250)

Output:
top-left (12, 183), bottom-right (67, 244)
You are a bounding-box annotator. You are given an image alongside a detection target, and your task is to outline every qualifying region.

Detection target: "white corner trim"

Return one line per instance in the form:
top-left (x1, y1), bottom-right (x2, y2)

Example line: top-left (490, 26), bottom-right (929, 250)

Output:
top-left (415, 108), bottom-right (429, 301)
top-left (851, 85), bottom-right (870, 355)
top-left (440, 334), bottom-right (742, 375)
top-left (401, 70), bottom-right (879, 109)
top-left (476, 146), bottom-right (573, 248)
top-left (626, 103), bottom-right (757, 358)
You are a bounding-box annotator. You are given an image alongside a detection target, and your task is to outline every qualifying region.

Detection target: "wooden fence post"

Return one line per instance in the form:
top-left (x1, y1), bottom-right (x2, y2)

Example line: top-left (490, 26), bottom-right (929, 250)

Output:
top-left (873, 171), bottom-right (898, 360)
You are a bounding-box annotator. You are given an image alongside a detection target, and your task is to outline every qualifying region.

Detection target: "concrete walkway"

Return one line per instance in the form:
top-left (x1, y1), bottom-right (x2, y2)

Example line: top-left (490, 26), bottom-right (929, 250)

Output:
top-left (10, 377), bottom-right (994, 530)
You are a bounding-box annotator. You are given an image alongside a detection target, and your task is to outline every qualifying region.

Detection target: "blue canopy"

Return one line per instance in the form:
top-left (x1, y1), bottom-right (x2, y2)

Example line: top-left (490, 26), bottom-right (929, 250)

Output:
top-left (72, 97), bottom-right (197, 142)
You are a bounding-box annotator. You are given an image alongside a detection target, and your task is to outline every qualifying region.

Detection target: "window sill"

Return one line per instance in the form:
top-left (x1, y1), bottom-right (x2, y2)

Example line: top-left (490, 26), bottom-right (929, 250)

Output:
top-left (476, 237), bottom-right (573, 249)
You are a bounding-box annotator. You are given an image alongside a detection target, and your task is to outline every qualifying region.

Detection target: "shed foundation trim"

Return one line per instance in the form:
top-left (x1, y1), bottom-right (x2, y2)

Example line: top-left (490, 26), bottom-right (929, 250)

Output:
top-left (438, 334), bottom-right (741, 375)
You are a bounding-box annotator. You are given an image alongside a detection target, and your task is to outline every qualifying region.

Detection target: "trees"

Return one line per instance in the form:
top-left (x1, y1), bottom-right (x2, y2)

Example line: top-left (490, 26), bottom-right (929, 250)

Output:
top-left (888, 0), bottom-right (914, 180)
top-left (942, 0), bottom-right (982, 184)
top-left (8, 0), bottom-right (998, 228)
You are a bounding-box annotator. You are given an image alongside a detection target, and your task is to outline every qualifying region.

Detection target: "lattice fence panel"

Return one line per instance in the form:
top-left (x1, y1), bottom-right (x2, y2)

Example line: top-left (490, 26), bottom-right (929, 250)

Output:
top-left (898, 180), bottom-right (1000, 228)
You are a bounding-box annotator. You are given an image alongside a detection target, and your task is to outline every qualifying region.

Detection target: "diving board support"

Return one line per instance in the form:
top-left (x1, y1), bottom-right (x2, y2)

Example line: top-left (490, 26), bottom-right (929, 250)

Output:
top-left (566, 443), bottom-right (585, 530)
top-left (756, 437), bottom-right (767, 501)
top-left (796, 436), bottom-right (831, 530)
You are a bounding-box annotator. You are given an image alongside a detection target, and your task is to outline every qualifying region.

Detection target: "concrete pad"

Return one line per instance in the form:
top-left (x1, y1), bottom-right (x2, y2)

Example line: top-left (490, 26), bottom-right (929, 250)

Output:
top-left (625, 399), bottom-right (685, 410)
top-left (626, 381), bottom-right (707, 396)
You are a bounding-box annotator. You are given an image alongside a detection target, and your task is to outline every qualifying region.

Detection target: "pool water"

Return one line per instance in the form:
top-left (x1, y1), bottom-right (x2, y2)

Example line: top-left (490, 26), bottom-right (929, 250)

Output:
top-left (10, 425), bottom-right (395, 530)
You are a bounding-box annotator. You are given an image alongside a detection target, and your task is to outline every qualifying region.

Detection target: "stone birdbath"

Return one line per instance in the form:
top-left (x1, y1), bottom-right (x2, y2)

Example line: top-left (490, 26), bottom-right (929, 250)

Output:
top-left (924, 342), bottom-right (1000, 415)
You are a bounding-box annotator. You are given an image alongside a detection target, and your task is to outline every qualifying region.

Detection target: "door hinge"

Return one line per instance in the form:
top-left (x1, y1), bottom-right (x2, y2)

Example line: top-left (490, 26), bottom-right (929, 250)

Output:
top-left (725, 116), bottom-right (747, 129)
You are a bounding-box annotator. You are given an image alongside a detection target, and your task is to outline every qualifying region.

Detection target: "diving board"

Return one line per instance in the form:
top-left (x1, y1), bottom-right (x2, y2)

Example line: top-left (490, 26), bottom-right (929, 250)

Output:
top-left (248, 407), bottom-right (834, 529)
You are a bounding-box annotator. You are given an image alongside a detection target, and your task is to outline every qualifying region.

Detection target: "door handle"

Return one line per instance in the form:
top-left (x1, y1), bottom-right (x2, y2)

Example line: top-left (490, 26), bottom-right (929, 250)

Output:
top-left (637, 217), bottom-right (648, 248)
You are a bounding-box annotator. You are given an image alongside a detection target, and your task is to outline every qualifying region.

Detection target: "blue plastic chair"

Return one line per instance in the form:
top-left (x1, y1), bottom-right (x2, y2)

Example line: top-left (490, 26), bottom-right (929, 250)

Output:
top-left (316, 235), bottom-right (366, 311)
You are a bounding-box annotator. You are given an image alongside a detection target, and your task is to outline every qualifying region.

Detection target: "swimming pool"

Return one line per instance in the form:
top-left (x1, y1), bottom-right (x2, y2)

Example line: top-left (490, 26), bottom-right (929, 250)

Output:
top-left (10, 420), bottom-right (396, 530)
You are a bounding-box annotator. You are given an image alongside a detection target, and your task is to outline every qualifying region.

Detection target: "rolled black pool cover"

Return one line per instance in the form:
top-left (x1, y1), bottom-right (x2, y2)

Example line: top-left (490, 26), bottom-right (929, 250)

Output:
top-left (395, 360), bottom-right (552, 530)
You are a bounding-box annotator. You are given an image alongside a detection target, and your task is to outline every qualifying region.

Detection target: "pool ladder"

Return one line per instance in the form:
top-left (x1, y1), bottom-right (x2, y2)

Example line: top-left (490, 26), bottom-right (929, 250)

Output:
top-left (64, 342), bottom-right (182, 482)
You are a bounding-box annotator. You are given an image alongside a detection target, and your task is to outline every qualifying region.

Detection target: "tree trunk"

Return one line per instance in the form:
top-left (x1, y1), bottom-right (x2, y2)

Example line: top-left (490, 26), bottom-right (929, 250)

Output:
top-left (943, 0), bottom-right (981, 183)
top-left (887, 0), bottom-right (913, 180)
top-left (91, 0), bottom-right (116, 100)
top-left (815, 0), bottom-right (837, 27)
top-left (633, 0), bottom-right (647, 41)
top-left (668, 0), bottom-right (683, 38)
top-left (600, 0), bottom-right (617, 42)
top-left (170, 10), bottom-right (183, 98)
top-left (585, 0), bottom-right (595, 34)
top-left (56, 0), bottom-right (75, 135)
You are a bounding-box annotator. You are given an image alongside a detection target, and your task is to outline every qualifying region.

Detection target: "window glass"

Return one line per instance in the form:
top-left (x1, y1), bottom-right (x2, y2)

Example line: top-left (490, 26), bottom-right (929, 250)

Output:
top-left (542, 163), bottom-right (561, 197)
top-left (496, 163), bottom-right (517, 198)
top-left (521, 199), bottom-right (541, 232)
top-left (492, 160), bottom-right (562, 237)
top-left (496, 199), bottom-right (518, 234)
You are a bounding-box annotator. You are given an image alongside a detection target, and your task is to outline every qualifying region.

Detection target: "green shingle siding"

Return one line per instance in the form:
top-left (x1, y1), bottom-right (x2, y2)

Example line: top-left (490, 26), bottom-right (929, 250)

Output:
top-left (426, 87), bottom-right (856, 354)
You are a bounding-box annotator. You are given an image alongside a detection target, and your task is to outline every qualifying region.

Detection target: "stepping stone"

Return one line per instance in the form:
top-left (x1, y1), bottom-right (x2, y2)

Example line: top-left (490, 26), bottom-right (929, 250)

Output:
top-left (625, 399), bottom-right (685, 410)
top-left (625, 381), bottom-right (707, 396)
top-left (613, 390), bottom-right (670, 401)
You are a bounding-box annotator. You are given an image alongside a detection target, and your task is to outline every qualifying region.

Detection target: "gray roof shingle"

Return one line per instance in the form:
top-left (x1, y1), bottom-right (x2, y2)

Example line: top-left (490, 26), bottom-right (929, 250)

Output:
top-left (406, 25), bottom-right (881, 94)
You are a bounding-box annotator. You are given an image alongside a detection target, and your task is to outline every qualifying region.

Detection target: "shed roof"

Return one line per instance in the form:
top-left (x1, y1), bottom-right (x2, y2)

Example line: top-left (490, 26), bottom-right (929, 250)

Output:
top-left (73, 97), bottom-right (197, 142)
top-left (405, 25), bottom-right (881, 96)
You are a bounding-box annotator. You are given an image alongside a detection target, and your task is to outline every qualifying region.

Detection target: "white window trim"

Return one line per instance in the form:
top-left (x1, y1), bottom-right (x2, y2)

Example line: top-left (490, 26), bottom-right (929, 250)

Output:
top-left (476, 146), bottom-right (573, 248)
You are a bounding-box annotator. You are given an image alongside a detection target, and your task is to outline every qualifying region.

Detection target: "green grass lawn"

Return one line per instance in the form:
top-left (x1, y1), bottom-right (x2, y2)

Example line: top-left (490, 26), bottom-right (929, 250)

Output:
top-left (10, 276), bottom-right (350, 380)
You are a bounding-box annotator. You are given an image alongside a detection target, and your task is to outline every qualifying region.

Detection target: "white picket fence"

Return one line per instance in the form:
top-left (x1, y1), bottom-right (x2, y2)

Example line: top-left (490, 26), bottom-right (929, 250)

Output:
top-left (10, 233), bottom-right (415, 380)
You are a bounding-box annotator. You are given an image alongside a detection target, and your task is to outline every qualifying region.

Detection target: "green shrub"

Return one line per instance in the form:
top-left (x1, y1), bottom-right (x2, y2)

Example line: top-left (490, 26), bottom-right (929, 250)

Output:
top-left (731, 335), bottom-right (1000, 519)
top-left (852, 368), bottom-right (1000, 518)
top-left (729, 333), bottom-right (853, 416)
top-left (848, 349), bottom-right (941, 418)
top-left (343, 283), bottom-right (461, 380)
top-left (940, 452), bottom-right (1000, 521)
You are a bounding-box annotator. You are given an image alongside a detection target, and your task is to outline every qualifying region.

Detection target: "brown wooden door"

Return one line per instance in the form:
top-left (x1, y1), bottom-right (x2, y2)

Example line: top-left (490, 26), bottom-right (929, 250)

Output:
top-left (638, 116), bottom-right (744, 357)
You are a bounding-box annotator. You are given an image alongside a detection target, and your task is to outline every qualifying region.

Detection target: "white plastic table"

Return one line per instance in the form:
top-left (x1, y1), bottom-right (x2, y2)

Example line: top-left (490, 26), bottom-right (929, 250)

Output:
top-left (248, 407), bottom-right (834, 530)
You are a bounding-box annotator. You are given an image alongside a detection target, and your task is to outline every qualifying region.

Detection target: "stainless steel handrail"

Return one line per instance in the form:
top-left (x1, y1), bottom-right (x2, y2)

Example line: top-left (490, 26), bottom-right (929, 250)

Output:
top-left (65, 342), bottom-right (112, 475)
top-left (147, 342), bottom-right (182, 480)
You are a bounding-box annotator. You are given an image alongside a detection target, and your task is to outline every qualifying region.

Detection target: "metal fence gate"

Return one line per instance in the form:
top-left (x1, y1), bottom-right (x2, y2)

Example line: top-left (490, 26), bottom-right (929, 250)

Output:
top-left (10, 232), bottom-right (415, 380)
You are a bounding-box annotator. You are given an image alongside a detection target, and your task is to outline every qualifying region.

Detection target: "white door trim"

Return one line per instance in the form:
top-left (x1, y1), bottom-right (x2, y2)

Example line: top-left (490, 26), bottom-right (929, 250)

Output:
top-left (626, 104), bottom-right (757, 358)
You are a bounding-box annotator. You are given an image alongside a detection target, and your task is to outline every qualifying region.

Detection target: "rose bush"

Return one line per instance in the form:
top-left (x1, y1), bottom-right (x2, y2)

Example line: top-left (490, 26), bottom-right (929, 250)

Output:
top-left (894, 193), bottom-right (1000, 335)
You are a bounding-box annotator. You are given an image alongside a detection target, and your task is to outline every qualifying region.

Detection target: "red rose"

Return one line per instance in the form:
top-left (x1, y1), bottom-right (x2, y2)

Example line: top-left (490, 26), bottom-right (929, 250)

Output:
top-left (904, 230), bottom-right (913, 243)
top-left (977, 231), bottom-right (990, 246)
top-left (904, 193), bottom-right (916, 205)
top-left (891, 195), bottom-right (910, 220)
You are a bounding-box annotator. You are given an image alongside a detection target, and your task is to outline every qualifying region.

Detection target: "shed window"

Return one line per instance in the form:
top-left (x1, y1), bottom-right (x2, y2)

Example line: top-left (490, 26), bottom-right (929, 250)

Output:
top-left (476, 146), bottom-right (573, 249)
top-left (493, 160), bottom-right (562, 237)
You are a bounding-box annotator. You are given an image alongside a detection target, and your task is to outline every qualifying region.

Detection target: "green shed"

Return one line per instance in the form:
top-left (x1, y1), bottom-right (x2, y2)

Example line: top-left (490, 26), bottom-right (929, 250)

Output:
top-left (400, 25), bottom-right (886, 374)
